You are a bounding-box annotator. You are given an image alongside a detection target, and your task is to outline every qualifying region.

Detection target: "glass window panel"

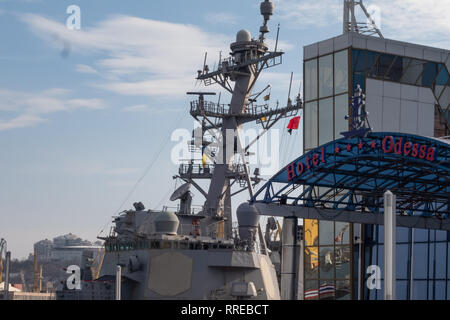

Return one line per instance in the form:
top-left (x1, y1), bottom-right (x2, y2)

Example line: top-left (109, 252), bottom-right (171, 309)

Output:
top-left (352, 73), bottom-right (365, 93)
top-left (305, 246), bottom-right (319, 279)
top-left (428, 242), bottom-right (435, 279)
top-left (334, 94), bottom-right (348, 138)
top-left (397, 227), bottom-right (410, 243)
top-left (413, 243), bottom-right (428, 279)
top-left (378, 244), bottom-right (384, 272)
top-left (304, 101), bottom-right (318, 150)
top-left (319, 220), bottom-right (334, 245)
top-left (376, 280), bottom-right (384, 300)
top-left (436, 230), bottom-right (447, 241)
top-left (304, 219), bottom-right (318, 247)
top-left (335, 222), bottom-right (350, 245)
top-left (430, 230), bottom-right (436, 242)
top-left (304, 280), bottom-right (319, 300)
top-left (396, 244), bottom-right (409, 279)
top-left (428, 281), bottom-right (435, 300)
top-left (438, 87), bottom-right (450, 116)
top-left (334, 50), bottom-right (348, 95)
top-left (396, 280), bottom-right (408, 300)
top-left (319, 246), bottom-right (335, 279)
top-left (319, 280), bottom-right (335, 300)
top-left (413, 280), bottom-right (427, 300)
top-left (335, 246), bottom-right (351, 280)
top-left (435, 281), bottom-right (446, 300)
top-left (435, 243), bottom-right (446, 279)
top-left (352, 49), bottom-right (365, 73)
top-left (401, 58), bottom-right (425, 85)
top-left (305, 59), bottom-right (318, 101)
top-left (336, 280), bottom-right (351, 300)
top-left (448, 244), bottom-right (450, 276)
top-left (422, 62), bottom-right (438, 87)
top-left (319, 98), bottom-right (333, 145)
top-left (319, 54), bottom-right (333, 98)
top-left (366, 51), bottom-right (379, 77)
top-left (414, 228), bottom-right (428, 242)
top-left (376, 54), bottom-right (396, 79)
top-left (386, 56), bottom-right (403, 82)
top-left (435, 63), bottom-right (449, 85)
top-left (378, 226), bottom-right (384, 244)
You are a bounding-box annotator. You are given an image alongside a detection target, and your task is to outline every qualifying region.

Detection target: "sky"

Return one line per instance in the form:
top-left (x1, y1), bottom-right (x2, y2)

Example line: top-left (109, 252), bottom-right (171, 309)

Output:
top-left (0, 0), bottom-right (449, 259)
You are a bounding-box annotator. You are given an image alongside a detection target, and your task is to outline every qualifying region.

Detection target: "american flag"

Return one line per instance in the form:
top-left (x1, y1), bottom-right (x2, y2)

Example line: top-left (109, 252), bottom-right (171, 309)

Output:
top-left (304, 283), bottom-right (335, 300)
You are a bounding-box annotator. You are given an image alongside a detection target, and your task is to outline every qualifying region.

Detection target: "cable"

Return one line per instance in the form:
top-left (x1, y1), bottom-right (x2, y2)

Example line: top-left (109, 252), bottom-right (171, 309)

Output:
top-left (97, 109), bottom-right (185, 237)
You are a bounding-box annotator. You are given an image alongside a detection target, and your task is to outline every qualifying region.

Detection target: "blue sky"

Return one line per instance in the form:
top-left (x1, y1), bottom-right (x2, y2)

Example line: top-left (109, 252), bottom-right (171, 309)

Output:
top-left (0, 0), bottom-right (449, 259)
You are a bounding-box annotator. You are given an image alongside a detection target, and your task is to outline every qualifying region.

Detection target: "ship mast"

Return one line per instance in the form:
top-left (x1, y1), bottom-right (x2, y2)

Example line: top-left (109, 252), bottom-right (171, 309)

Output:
top-left (175, 0), bottom-right (302, 240)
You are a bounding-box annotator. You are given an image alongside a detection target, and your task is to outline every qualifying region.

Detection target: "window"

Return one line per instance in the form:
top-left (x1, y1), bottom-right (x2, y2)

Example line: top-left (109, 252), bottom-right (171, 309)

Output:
top-left (305, 59), bottom-right (318, 101)
top-left (319, 246), bottom-right (335, 279)
top-left (304, 101), bottom-right (318, 150)
top-left (335, 222), bottom-right (350, 245)
top-left (401, 58), bottom-right (424, 85)
top-left (334, 50), bottom-right (348, 95)
top-left (413, 243), bottom-right (428, 278)
top-left (334, 94), bottom-right (348, 138)
top-left (319, 54), bottom-right (333, 98)
top-left (413, 280), bottom-right (427, 300)
top-left (319, 98), bottom-right (333, 144)
top-left (319, 220), bottom-right (335, 245)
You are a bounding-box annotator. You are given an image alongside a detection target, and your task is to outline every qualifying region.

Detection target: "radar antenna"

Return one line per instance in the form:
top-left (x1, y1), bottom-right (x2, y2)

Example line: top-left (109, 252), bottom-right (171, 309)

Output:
top-left (343, 0), bottom-right (383, 38)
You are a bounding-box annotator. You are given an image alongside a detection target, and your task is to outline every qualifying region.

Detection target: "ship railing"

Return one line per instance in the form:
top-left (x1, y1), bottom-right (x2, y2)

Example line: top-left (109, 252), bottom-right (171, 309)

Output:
top-left (179, 164), bottom-right (214, 176)
top-left (190, 100), bottom-right (230, 117)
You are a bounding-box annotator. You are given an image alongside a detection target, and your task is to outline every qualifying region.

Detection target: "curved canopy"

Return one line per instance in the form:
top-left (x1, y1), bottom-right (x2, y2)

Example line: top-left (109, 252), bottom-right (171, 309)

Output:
top-left (252, 132), bottom-right (450, 217)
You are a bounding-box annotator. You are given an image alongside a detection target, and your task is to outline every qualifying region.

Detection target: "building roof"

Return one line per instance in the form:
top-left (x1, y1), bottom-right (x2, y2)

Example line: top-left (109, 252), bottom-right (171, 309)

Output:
top-left (303, 33), bottom-right (449, 70)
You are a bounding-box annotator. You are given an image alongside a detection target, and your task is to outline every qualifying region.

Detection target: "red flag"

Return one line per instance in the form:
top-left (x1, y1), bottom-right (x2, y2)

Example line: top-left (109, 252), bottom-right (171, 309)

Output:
top-left (287, 116), bottom-right (301, 135)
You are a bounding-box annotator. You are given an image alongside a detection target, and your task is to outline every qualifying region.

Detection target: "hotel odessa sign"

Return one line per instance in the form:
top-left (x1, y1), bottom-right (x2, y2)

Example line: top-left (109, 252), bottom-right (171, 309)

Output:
top-left (286, 135), bottom-right (437, 181)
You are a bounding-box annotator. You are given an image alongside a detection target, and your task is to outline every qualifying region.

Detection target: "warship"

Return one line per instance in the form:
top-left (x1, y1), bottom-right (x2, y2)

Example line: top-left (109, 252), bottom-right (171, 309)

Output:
top-left (56, 0), bottom-right (303, 300)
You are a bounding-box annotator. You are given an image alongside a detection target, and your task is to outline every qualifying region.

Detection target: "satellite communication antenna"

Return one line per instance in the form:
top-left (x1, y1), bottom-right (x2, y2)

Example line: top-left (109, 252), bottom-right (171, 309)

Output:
top-left (170, 183), bottom-right (191, 201)
top-left (170, 183), bottom-right (192, 215)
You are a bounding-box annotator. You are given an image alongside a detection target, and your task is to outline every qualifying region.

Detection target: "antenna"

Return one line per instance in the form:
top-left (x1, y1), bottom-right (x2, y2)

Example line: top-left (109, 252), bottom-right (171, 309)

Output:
top-left (259, 0), bottom-right (274, 42)
top-left (343, 0), bottom-right (383, 38)
top-left (287, 72), bottom-right (293, 105)
top-left (203, 52), bottom-right (208, 74)
top-left (274, 23), bottom-right (280, 52)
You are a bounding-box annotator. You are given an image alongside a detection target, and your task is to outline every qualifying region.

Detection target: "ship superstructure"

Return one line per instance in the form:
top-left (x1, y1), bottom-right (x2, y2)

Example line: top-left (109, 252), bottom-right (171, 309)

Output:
top-left (57, 0), bottom-right (303, 300)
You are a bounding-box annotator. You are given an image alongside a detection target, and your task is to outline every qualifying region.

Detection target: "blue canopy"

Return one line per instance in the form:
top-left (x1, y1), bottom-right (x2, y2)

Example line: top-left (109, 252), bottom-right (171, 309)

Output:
top-left (252, 132), bottom-right (450, 218)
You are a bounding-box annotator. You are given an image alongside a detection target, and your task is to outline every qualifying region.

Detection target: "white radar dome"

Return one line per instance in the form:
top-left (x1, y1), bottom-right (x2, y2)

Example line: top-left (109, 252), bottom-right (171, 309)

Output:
top-left (236, 29), bottom-right (251, 42)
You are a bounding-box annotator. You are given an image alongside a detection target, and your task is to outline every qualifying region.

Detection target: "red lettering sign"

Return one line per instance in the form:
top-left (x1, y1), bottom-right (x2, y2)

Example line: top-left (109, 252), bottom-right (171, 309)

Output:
top-left (382, 136), bottom-right (394, 153)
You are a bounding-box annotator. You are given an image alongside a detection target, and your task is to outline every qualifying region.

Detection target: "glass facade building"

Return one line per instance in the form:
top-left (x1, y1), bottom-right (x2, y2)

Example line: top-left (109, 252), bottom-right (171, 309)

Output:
top-left (302, 33), bottom-right (450, 300)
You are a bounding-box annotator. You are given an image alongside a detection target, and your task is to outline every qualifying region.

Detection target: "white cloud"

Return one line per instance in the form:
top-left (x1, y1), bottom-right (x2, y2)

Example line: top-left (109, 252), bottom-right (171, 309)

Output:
top-left (123, 104), bottom-right (149, 112)
top-left (275, 0), bottom-right (342, 28)
top-left (21, 14), bottom-right (232, 97)
top-left (204, 12), bottom-right (239, 26)
top-left (0, 114), bottom-right (45, 131)
top-left (275, 0), bottom-right (450, 49)
top-left (75, 64), bottom-right (99, 75)
top-left (21, 13), bottom-right (296, 99)
top-left (0, 89), bottom-right (105, 131)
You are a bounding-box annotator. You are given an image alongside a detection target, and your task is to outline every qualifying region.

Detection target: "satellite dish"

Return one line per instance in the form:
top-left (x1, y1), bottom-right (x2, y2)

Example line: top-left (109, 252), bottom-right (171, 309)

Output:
top-left (170, 183), bottom-right (191, 201)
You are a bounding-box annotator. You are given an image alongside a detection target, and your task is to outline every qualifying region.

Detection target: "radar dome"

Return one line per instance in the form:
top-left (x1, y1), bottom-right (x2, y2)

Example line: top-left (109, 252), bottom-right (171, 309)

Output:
top-left (154, 211), bottom-right (179, 235)
top-left (236, 29), bottom-right (251, 42)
